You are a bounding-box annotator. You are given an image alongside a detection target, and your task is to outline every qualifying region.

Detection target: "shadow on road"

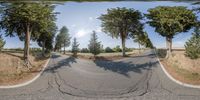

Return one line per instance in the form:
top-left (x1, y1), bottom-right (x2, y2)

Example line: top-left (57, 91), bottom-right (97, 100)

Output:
top-left (44, 55), bottom-right (77, 73)
top-left (94, 54), bottom-right (158, 77)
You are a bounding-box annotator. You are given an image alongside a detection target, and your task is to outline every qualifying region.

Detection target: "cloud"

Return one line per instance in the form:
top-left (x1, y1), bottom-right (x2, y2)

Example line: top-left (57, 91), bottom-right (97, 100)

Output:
top-left (89, 17), bottom-right (94, 21)
top-left (75, 29), bottom-right (89, 38)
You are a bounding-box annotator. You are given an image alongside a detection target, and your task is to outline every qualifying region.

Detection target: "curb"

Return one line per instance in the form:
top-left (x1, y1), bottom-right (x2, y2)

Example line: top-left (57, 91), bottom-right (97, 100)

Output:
top-left (0, 56), bottom-right (51, 89)
top-left (153, 49), bottom-right (200, 89)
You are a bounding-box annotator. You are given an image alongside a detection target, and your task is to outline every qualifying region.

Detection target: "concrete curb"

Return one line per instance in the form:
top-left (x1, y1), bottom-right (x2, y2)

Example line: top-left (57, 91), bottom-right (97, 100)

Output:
top-left (153, 49), bottom-right (200, 89)
top-left (0, 56), bottom-right (51, 89)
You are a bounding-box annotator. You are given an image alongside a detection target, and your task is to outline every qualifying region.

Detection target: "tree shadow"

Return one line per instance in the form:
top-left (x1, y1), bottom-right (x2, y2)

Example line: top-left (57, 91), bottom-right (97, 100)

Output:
top-left (93, 54), bottom-right (158, 77)
top-left (44, 55), bottom-right (77, 73)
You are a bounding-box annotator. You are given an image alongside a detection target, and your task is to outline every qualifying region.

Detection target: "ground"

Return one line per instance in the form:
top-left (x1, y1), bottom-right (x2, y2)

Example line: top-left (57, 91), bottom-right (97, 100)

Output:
top-left (0, 52), bottom-right (48, 85)
top-left (0, 50), bottom-right (200, 100)
top-left (158, 49), bottom-right (200, 85)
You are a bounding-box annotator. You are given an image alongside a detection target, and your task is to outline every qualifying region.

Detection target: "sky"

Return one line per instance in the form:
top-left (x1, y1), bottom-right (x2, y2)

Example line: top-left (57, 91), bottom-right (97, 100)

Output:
top-left (1, 1), bottom-right (199, 49)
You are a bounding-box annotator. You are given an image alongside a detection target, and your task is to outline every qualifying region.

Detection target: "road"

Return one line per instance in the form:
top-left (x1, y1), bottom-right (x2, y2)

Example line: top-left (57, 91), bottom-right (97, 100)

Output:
top-left (0, 50), bottom-right (200, 100)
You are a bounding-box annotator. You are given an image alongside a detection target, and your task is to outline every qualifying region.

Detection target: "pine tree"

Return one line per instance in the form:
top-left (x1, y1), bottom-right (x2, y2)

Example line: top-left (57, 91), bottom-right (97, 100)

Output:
top-left (185, 29), bottom-right (200, 59)
top-left (71, 38), bottom-right (79, 56)
top-left (88, 31), bottom-right (101, 56)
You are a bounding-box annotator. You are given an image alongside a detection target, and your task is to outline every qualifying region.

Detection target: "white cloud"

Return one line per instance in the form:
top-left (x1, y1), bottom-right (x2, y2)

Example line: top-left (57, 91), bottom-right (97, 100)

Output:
top-left (75, 29), bottom-right (89, 38)
top-left (89, 17), bottom-right (94, 21)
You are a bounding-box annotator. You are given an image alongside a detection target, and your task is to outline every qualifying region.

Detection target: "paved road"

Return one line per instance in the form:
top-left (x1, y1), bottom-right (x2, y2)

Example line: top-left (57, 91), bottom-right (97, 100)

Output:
top-left (0, 50), bottom-right (200, 100)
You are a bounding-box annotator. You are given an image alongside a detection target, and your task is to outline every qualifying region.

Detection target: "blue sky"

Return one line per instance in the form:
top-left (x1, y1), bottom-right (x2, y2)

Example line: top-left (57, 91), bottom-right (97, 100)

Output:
top-left (1, 1), bottom-right (198, 49)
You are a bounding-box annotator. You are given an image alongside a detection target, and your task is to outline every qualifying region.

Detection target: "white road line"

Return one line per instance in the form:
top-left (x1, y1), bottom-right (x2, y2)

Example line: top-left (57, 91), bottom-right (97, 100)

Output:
top-left (0, 56), bottom-right (51, 89)
top-left (153, 49), bottom-right (200, 89)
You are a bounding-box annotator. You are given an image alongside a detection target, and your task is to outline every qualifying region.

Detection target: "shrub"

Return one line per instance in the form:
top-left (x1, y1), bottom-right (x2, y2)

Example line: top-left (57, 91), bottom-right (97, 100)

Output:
top-left (105, 47), bottom-right (114, 53)
top-left (185, 34), bottom-right (200, 59)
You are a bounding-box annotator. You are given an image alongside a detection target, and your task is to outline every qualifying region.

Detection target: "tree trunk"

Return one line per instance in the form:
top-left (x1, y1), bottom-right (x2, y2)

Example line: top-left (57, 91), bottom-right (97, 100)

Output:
top-left (42, 41), bottom-right (46, 56)
top-left (64, 42), bottom-right (66, 54)
top-left (138, 42), bottom-right (141, 54)
top-left (166, 37), bottom-right (172, 58)
top-left (24, 25), bottom-right (31, 68)
top-left (121, 37), bottom-right (126, 57)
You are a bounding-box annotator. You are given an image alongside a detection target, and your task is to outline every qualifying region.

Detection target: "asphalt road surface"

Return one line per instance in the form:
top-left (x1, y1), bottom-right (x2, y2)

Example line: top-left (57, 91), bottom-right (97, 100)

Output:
top-left (0, 50), bottom-right (200, 100)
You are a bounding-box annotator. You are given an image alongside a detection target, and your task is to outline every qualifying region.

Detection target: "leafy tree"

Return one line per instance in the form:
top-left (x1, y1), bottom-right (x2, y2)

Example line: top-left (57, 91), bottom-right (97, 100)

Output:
top-left (37, 23), bottom-right (57, 55)
top-left (0, 34), bottom-right (5, 51)
top-left (146, 6), bottom-right (196, 58)
top-left (81, 48), bottom-right (89, 53)
top-left (88, 31), bottom-right (101, 56)
top-left (99, 7), bottom-right (143, 56)
top-left (60, 26), bottom-right (71, 54)
top-left (113, 45), bottom-right (122, 52)
top-left (71, 38), bottom-right (79, 56)
top-left (185, 27), bottom-right (200, 59)
top-left (55, 33), bottom-right (62, 52)
top-left (133, 31), bottom-right (153, 51)
top-left (0, 3), bottom-right (57, 67)
top-left (105, 47), bottom-right (113, 53)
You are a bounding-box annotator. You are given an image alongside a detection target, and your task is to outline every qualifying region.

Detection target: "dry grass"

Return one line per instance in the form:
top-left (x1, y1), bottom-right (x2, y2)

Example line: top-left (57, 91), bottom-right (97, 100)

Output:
top-left (158, 50), bottom-right (200, 85)
top-left (0, 52), bottom-right (48, 85)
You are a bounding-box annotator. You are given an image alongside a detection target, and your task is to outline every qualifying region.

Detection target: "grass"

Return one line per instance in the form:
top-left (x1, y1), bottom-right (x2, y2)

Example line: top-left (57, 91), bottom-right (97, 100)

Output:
top-left (0, 52), bottom-right (48, 85)
top-left (157, 49), bottom-right (200, 85)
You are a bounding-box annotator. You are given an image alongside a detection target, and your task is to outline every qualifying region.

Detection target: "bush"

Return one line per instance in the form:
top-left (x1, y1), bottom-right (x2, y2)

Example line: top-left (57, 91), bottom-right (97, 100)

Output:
top-left (113, 45), bottom-right (122, 52)
top-left (105, 47), bottom-right (114, 53)
top-left (81, 48), bottom-right (89, 53)
top-left (185, 34), bottom-right (200, 59)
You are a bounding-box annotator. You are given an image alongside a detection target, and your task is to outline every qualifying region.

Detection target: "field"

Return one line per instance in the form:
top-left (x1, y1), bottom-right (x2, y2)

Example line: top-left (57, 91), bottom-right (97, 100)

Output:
top-left (0, 52), bottom-right (48, 85)
top-left (157, 49), bottom-right (200, 85)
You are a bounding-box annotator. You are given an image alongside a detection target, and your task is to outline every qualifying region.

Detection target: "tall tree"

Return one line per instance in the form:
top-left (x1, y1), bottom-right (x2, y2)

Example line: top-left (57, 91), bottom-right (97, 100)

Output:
top-left (0, 3), bottom-right (57, 67)
top-left (0, 34), bottom-right (5, 51)
top-left (71, 38), bottom-right (79, 56)
top-left (99, 7), bottom-right (143, 56)
top-left (88, 31), bottom-right (101, 56)
top-left (55, 33), bottom-right (62, 52)
top-left (59, 26), bottom-right (71, 54)
top-left (146, 6), bottom-right (196, 58)
top-left (37, 23), bottom-right (57, 55)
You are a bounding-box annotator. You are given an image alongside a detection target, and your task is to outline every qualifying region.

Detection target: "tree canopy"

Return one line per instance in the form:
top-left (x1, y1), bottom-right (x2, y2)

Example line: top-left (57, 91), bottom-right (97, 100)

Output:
top-left (99, 7), bottom-right (143, 56)
top-left (146, 6), bottom-right (196, 57)
top-left (0, 2), bottom-right (57, 66)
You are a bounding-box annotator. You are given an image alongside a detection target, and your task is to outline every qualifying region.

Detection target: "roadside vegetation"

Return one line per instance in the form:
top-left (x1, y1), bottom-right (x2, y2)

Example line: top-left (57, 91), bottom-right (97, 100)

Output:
top-left (0, 1), bottom-right (200, 85)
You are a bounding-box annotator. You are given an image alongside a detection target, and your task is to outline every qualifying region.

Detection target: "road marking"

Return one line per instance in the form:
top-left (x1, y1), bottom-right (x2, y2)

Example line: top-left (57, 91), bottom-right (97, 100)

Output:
top-left (153, 49), bottom-right (200, 89)
top-left (0, 56), bottom-right (51, 89)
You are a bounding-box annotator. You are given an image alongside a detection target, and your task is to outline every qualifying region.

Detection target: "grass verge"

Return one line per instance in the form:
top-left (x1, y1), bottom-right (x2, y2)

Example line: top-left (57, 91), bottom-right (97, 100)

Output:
top-left (157, 49), bottom-right (200, 85)
top-left (0, 52), bottom-right (49, 86)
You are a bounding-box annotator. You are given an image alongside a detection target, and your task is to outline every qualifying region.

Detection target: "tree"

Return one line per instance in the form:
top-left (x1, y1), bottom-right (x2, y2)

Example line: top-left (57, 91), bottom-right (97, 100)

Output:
top-left (113, 45), bottom-right (122, 52)
top-left (88, 31), bottom-right (101, 56)
top-left (0, 34), bottom-right (5, 51)
top-left (71, 38), bottom-right (79, 56)
top-left (99, 7), bottom-right (143, 56)
top-left (185, 27), bottom-right (200, 59)
top-left (105, 47), bottom-right (113, 53)
top-left (55, 33), bottom-right (62, 52)
top-left (133, 31), bottom-right (153, 52)
top-left (37, 23), bottom-right (57, 55)
top-left (146, 6), bottom-right (196, 58)
top-left (59, 26), bottom-right (71, 54)
top-left (81, 48), bottom-right (89, 53)
top-left (0, 3), bottom-right (57, 67)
